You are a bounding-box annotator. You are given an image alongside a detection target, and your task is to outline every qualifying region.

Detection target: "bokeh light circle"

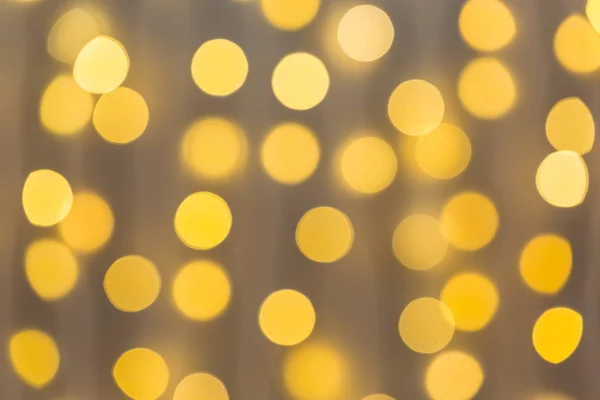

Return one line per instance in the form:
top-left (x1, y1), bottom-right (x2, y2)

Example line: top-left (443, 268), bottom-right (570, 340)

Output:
top-left (22, 169), bottom-right (73, 227)
top-left (536, 151), bottom-right (588, 208)
top-left (104, 255), bottom-right (161, 312)
top-left (392, 214), bottom-right (448, 271)
top-left (459, 0), bottom-right (516, 52)
top-left (259, 289), bottom-right (316, 346)
top-left (554, 14), bottom-right (600, 74)
top-left (415, 123), bottom-right (471, 179)
top-left (260, 0), bottom-right (320, 31)
top-left (113, 348), bottom-right (169, 400)
top-left (388, 80), bottom-right (445, 136)
top-left (337, 5), bottom-right (394, 62)
top-left (93, 87), bottom-right (149, 144)
top-left (25, 239), bottom-right (78, 301)
top-left (399, 297), bottom-right (455, 354)
top-left (296, 206), bottom-right (354, 263)
top-left (73, 35), bottom-right (129, 94)
top-left (9, 330), bottom-right (60, 389)
top-left (191, 39), bottom-right (248, 96)
top-left (174, 372), bottom-right (229, 400)
top-left (425, 350), bottom-right (484, 400)
top-left (520, 234), bottom-right (572, 295)
top-left (546, 97), bottom-right (594, 154)
top-left (47, 8), bottom-right (100, 64)
top-left (532, 307), bottom-right (583, 364)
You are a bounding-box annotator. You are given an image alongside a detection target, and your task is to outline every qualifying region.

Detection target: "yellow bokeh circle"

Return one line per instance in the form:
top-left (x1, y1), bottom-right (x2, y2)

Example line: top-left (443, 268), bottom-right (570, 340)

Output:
top-left (9, 330), bottom-right (60, 389)
top-left (392, 214), bottom-right (448, 271)
top-left (362, 395), bottom-right (395, 400)
top-left (93, 87), bottom-right (149, 144)
top-left (388, 79), bottom-right (444, 136)
top-left (191, 39), bottom-right (248, 97)
top-left (25, 239), bottom-right (78, 301)
top-left (296, 206), bottom-right (354, 263)
top-left (415, 123), bottom-right (471, 180)
top-left (113, 348), bottom-right (169, 400)
top-left (399, 297), bottom-right (454, 354)
top-left (425, 350), bottom-right (484, 400)
top-left (260, 0), bottom-right (320, 31)
top-left (339, 136), bottom-right (397, 195)
top-left (272, 53), bottom-right (330, 111)
top-left (22, 169), bottom-right (73, 227)
top-left (47, 8), bottom-right (101, 64)
top-left (259, 289), bottom-right (316, 346)
top-left (337, 5), bottom-right (394, 62)
top-left (104, 255), bottom-right (161, 312)
top-left (173, 260), bottom-right (232, 321)
top-left (554, 14), bottom-right (600, 74)
top-left (546, 97), bottom-right (595, 155)
top-left (532, 307), bottom-right (583, 364)
top-left (73, 35), bottom-right (129, 94)
top-left (520, 234), bottom-right (572, 295)
top-left (536, 151), bottom-right (588, 208)
top-left (587, 0), bottom-right (600, 33)
top-left (459, 0), bottom-right (516, 52)
top-left (174, 372), bottom-right (229, 400)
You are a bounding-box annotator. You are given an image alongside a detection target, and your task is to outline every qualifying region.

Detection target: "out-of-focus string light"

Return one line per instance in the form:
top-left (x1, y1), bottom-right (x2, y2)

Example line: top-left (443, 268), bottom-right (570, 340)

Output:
top-left (546, 97), bottom-right (595, 154)
top-left (104, 255), bottom-right (161, 312)
top-left (519, 234), bottom-right (572, 295)
top-left (22, 169), bottom-right (73, 227)
top-left (259, 289), bottom-right (316, 346)
top-left (174, 373), bottom-right (229, 400)
top-left (337, 5), bottom-right (394, 62)
top-left (272, 52), bottom-right (330, 111)
top-left (25, 239), bottom-right (78, 301)
top-left (93, 87), bottom-right (149, 144)
top-left (415, 123), bottom-right (471, 180)
top-left (260, 0), bottom-right (320, 31)
top-left (441, 272), bottom-right (499, 332)
top-left (458, 57), bottom-right (516, 119)
top-left (388, 79), bottom-right (445, 136)
top-left (113, 348), bottom-right (169, 400)
top-left (587, 0), bottom-right (600, 33)
top-left (459, 0), bottom-right (516, 52)
top-left (296, 206), bottom-right (353, 263)
top-left (554, 14), bottom-right (600, 74)
top-left (9, 330), bottom-right (60, 389)
top-left (392, 214), bottom-right (448, 271)
top-left (73, 35), bottom-right (129, 94)
top-left (536, 151), bottom-right (588, 208)
top-left (191, 39), bottom-right (248, 97)
top-left (47, 8), bottom-right (102, 64)
top-left (399, 297), bottom-right (455, 354)
top-left (532, 307), bottom-right (583, 364)
top-left (425, 350), bottom-right (484, 400)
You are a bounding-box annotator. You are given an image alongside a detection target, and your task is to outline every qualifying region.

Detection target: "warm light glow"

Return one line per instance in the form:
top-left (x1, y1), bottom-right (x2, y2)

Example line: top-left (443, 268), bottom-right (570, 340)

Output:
top-left (260, 0), bottom-right (320, 31)
top-left (259, 289), bottom-right (316, 346)
top-left (425, 350), bottom-right (484, 400)
top-left (172, 260), bottom-right (232, 321)
top-left (536, 151), bottom-right (588, 208)
top-left (73, 35), bottom-right (129, 94)
top-left (441, 272), bottom-right (499, 332)
top-left (362, 395), bottom-right (395, 400)
top-left (22, 169), bottom-right (73, 227)
top-left (388, 80), bottom-right (444, 136)
top-left (58, 191), bottom-right (114, 254)
top-left (587, 0), bottom-right (600, 33)
top-left (339, 135), bottom-right (397, 194)
top-left (554, 14), bottom-right (600, 74)
top-left (399, 297), bottom-right (454, 354)
top-left (174, 373), bottom-right (229, 400)
top-left (47, 8), bottom-right (100, 64)
top-left (440, 192), bottom-right (499, 251)
top-left (337, 5), bottom-right (394, 62)
top-left (459, 0), bottom-right (516, 52)
top-left (9, 330), bottom-right (60, 389)
top-left (283, 342), bottom-right (346, 400)
top-left (180, 118), bottom-right (247, 181)
top-left (174, 192), bottom-right (232, 250)
top-left (191, 39), bottom-right (248, 96)
top-left (546, 97), bottom-right (595, 154)
top-left (520, 234), bottom-right (572, 295)
top-left (532, 307), bottom-right (583, 364)
top-left (392, 214), bottom-right (448, 271)
top-left (113, 348), bottom-right (169, 400)
top-left (296, 206), bottom-right (353, 263)
top-left (531, 392), bottom-right (574, 400)
top-left (104, 255), bottom-right (161, 312)
top-left (40, 74), bottom-right (94, 136)
top-left (415, 123), bottom-right (471, 179)
top-left (25, 239), bottom-right (78, 301)
top-left (93, 87), bottom-right (149, 144)
top-left (261, 122), bottom-right (320, 185)
top-left (458, 57), bottom-right (516, 119)
top-left (272, 53), bottom-right (329, 111)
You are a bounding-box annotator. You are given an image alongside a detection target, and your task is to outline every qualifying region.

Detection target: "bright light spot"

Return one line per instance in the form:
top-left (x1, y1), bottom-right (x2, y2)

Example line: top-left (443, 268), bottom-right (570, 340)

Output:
top-left (587, 0), bottom-right (600, 33)
top-left (520, 234), bottom-right (572, 295)
top-left (9, 330), bottom-right (60, 389)
top-left (283, 342), bottom-right (346, 400)
top-left (259, 289), bottom-right (316, 346)
top-left (388, 80), bottom-right (444, 136)
top-left (459, 0), bottom-right (516, 52)
top-left (296, 206), bottom-right (353, 263)
top-left (532, 307), bottom-right (583, 364)
top-left (104, 255), bottom-right (161, 312)
top-left (180, 118), bottom-right (247, 181)
top-left (415, 123), bottom-right (471, 179)
top-left (261, 122), bottom-right (320, 185)
top-left (113, 348), bottom-right (169, 400)
top-left (25, 239), bottom-right (78, 301)
top-left (73, 35), bottom-right (129, 94)
top-left (47, 8), bottom-right (100, 64)
top-left (174, 373), bottom-right (229, 400)
top-left (191, 39), bottom-right (248, 97)
top-left (458, 57), bottom-right (516, 119)
top-left (362, 395), bottom-right (395, 400)
top-left (531, 392), bottom-right (574, 400)
top-left (392, 214), bottom-right (448, 271)
top-left (272, 53), bottom-right (329, 111)
top-left (398, 135), bottom-right (429, 179)
top-left (40, 74), bottom-right (94, 136)
top-left (337, 5), bottom-right (394, 62)
top-left (554, 14), bottom-right (600, 74)
top-left (22, 169), bottom-right (72, 227)
top-left (441, 272), bottom-right (499, 332)
top-left (536, 151), bottom-right (588, 208)
top-left (399, 297), bottom-right (454, 354)
top-left (58, 191), bottom-right (114, 254)
top-left (174, 192), bottom-right (232, 250)
top-left (339, 135), bottom-right (397, 195)
top-left (260, 0), bottom-right (320, 31)
top-left (425, 350), bottom-right (484, 400)
top-left (172, 260), bottom-right (231, 321)
top-left (440, 192), bottom-right (499, 251)
top-left (93, 87), bottom-right (149, 144)
top-left (546, 97), bottom-right (594, 154)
